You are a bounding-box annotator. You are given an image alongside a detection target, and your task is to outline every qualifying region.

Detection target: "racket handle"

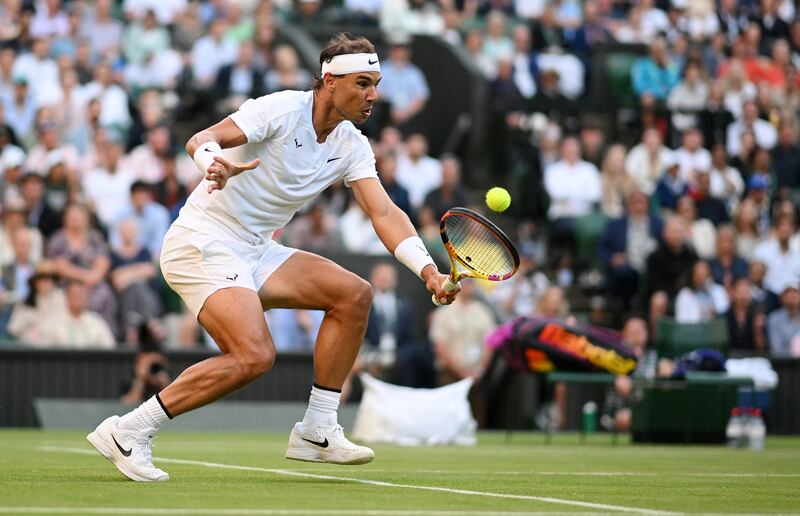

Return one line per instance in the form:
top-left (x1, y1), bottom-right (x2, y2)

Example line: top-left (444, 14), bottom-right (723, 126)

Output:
top-left (431, 277), bottom-right (459, 306)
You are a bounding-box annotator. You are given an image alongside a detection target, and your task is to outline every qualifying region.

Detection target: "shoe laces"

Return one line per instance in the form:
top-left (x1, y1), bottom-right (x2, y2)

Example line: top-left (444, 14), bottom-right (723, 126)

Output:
top-left (134, 433), bottom-right (157, 466)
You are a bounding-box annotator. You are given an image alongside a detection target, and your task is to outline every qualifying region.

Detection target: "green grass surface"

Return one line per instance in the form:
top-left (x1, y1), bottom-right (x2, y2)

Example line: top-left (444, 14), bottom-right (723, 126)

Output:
top-left (0, 430), bottom-right (798, 515)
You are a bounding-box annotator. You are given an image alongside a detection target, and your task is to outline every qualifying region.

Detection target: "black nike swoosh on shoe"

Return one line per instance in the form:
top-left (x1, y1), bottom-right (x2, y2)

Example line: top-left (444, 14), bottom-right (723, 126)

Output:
top-left (302, 437), bottom-right (329, 448)
top-left (112, 434), bottom-right (132, 457)
top-left (327, 157), bottom-right (342, 163)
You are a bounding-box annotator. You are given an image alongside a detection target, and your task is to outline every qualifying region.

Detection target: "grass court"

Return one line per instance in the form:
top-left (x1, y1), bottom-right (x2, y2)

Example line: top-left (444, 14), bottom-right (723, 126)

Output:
top-left (1, 430), bottom-right (798, 515)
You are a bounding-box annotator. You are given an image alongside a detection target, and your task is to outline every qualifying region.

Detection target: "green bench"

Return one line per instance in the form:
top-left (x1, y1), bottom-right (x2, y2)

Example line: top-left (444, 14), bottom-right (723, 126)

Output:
top-left (544, 371), bottom-right (617, 444)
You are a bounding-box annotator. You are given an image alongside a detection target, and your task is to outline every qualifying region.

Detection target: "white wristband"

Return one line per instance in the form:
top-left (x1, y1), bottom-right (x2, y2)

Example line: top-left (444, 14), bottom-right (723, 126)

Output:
top-left (394, 236), bottom-right (436, 279)
top-left (193, 141), bottom-right (223, 174)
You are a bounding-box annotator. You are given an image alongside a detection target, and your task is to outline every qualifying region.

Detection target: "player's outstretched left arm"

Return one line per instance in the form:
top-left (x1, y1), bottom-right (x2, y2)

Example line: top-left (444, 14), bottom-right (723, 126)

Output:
top-left (186, 117), bottom-right (261, 193)
top-left (350, 178), bottom-right (460, 305)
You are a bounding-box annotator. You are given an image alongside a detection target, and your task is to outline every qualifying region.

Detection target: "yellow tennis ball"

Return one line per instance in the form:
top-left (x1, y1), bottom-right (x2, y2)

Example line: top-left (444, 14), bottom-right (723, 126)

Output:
top-left (485, 187), bottom-right (511, 212)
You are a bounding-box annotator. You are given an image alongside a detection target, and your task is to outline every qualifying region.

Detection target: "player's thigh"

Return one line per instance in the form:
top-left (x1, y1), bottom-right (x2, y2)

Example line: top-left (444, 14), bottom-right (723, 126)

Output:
top-left (198, 286), bottom-right (275, 358)
top-left (258, 251), bottom-right (370, 311)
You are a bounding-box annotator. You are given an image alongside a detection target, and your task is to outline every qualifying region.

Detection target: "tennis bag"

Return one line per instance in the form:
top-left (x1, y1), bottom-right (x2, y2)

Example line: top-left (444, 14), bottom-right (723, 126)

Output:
top-left (492, 318), bottom-right (638, 375)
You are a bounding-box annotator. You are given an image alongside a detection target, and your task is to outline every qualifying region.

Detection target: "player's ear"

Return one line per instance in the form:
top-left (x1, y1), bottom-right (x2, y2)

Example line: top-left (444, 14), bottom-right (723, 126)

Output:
top-left (323, 72), bottom-right (337, 93)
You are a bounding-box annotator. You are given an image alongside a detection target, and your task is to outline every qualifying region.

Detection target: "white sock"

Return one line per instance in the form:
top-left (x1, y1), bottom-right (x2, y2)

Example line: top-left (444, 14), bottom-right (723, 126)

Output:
top-left (302, 384), bottom-right (341, 427)
top-left (117, 394), bottom-right (172, 433)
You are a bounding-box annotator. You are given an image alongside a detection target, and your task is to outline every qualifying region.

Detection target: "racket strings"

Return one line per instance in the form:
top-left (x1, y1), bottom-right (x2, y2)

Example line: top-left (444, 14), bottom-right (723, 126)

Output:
top-left (445, 215), bottom-right (515, 275)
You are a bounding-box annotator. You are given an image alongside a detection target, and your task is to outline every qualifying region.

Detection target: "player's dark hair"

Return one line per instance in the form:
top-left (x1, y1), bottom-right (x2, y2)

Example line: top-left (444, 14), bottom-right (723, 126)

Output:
top-left (313, 32), bottom-right (375, 90)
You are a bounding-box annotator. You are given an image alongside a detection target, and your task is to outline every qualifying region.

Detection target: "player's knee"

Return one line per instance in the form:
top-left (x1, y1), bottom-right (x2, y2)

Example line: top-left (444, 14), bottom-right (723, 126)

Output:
top-left (350, 277), bottom-right (373, 315)
top-left (235, 346), bottom-right (276, 382)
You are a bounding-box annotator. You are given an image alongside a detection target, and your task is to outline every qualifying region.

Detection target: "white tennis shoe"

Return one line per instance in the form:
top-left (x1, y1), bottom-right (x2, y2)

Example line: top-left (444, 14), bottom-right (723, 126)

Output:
top-left (86, 415), bottom-right (169, 482)
top-left (285, 422), bottom-right (375, 465)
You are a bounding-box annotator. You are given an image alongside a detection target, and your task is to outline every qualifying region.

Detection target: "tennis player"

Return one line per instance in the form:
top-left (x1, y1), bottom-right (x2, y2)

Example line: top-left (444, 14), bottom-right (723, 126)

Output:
top-left (87, 33), bottom-right (459, 481)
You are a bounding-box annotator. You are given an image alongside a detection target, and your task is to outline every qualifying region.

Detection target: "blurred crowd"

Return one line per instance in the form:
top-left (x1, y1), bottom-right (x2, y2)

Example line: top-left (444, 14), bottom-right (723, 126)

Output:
top-left (1, 0), bottom-right (799, 412)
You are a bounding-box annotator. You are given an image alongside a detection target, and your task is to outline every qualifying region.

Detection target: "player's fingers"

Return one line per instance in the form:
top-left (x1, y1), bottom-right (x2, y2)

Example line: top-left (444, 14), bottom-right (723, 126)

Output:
top-left (238, 158), bottom-right (260, 171)
top-left (213, 154), bottom-right (234, 169)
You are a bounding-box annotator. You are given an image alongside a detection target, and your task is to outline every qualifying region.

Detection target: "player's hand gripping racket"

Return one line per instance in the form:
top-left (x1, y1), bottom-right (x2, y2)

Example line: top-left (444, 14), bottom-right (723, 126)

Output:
top-left (432, 207), bottom-right (520, 306)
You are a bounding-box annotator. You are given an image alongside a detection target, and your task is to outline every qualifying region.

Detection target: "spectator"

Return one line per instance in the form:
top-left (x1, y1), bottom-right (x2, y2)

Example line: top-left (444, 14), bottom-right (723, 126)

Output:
top-left (47, 202), bottom-right (117, 332)
top-left (667, 61), bottom-right (709, 132)
top-left (11, 37), bottom-right (60, 107)
top-left (726, 277), bottom-right (766, 354)
top-left (338, 197), bottom-right (387, 255)
top-left (416, 206), bottom-right (448, 264)
top-left (30, 0), bottom-right (69, 39)
top-left (422, 154), bottom-right (471, 221)
top-left (19, 172), bottom-right (62, 238)
top-left (744, 174), bottom-right (772, 234)
top-left (675, 260), bottom-right (730, 323)
top-left (264, 45), bottom-right (312, 94)
top-left (625, 128), bottom-right (672, 196)
top-left (7, 260), bottom-right (67, 344)
top-left (0, 227), bottom-right (38, 334)
top-left (464, 30), bottom-right (497, 80)
top-left (710, 225), bottom-right (750, 291)
top-left (733, 198), bottom-right (765, 261)
top-left (750, 260), bottom-right (771, 313)
top-left (110, 219), bottom-right (163, 345)
top-left (772, 122), bottom-right (800, 192)
top-left (0, 145), bottom-right (25, 203)
top-left (395, 133), bottom-right (441, 209)
top-left (82, 139), bottom-right (135, 230)
top-left (511, 24), bottom-right (538, 100)
top-left (112, 181), bottom-right (170, 258)
top-left (599, 190), bottom-right (662, 311)
top-left (0, 197), bottom-right (43, 267)
top-left (81, 0), bottom-right (124, 59)
top-left (600, 144), bottom-right (635, 218)
top-left (602, 316), bottom-right (657, 432)
top-left (631, 38), bottom-right (680, 102)
top-left (767, 282), bottom-right (800, 357)
top-left (482, 10), bottom-right (514, 69)
top-left (122, 9), bottom-right (170, 66)
top-left (122, 0), bottom-right (187, 25)
top-left (40, 279), bottom-right (116, 348)
top-left (674, 128), bottom-right (712, 186)
top-left (264, 308), bottom-right (324, 352)
top-left (727, 100), bottom-right (778, 156)
top-left (154, 151), bottom-right (188, 220)
top-left (24, 121), bottom-right (80, 178)
top-left (530, 6), bottom-right (565, 51)
top-left (692, 170), bottom-right (730, 226)
top-left (676, 195), bottom-right (717, 259)
top-left (360, 263), bottom-right (421, 385)
top-left (537, 46), bottom-right (585, 99)
top-left (754, 214), bottom-right (800, 300)
top-left (544, 136), bottom-right (602, 222)
top-left (119, 322), bottom-right (171, 404)
top-left (191, 19), bottom-right (238, 89)
top-left (646, 215), bottom-right (698, 302)
top-left (214, 40), bottom-right (264, 114)
top-left (614, 6), bottom-right (650, 44)
top-left (290, 0), bottom-right (325, 26)
top-left (709, 143), bottom-right (745, 212)
top-left (282, 199), bottom-right (340, 254)
top-left (2, 76), bottom-right (37, 143)
top-left (377, 152), bottom-right (412, 219)
top-left (172, 2), bottom-right (203, 52)
top-left (125, 124), bottom-right (173, 184)
top-left (489, 241), bottom-right (550, 321)
top-left (377, 33), bottom-right (430, 129)
top-left (429, 280), bottom-right (495, 385)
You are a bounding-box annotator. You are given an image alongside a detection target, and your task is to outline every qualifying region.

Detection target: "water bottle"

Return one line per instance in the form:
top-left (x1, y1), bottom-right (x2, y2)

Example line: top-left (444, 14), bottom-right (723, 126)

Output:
top-left (726, 407), bottom-right (744, 448)
top-left (582, 401), bottom-right (598, 433)
top-left (747, 408), bottom-right (766, 451)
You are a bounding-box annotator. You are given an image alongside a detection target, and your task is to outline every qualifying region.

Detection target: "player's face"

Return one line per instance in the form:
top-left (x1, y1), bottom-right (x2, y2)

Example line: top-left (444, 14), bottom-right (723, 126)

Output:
top-left (333, 72), bottom-right (381, 124)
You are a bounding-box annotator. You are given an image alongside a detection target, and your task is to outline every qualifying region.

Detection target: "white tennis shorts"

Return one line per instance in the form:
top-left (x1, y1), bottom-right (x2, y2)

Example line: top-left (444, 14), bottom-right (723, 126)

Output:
top-left (160, 225), bottom-right (296, 318)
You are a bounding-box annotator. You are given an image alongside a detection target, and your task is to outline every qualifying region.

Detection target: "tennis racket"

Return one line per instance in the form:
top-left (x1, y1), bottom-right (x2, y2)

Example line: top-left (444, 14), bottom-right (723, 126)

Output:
top-left (432, 207), bottom-right (520, 306)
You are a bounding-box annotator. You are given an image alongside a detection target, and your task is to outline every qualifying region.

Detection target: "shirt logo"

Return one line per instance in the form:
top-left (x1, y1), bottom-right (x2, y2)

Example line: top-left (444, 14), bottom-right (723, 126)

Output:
top-left (295, 138), bottom-right (303, 148)
top-left (226, 273), bottom-right (238, 281)
top-left (327, 157), bottom-right (342, 163)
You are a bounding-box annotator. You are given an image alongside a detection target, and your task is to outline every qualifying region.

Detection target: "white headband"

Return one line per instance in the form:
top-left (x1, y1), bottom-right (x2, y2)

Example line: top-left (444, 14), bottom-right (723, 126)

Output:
top-left (321, 53), bottom-right (380, 76)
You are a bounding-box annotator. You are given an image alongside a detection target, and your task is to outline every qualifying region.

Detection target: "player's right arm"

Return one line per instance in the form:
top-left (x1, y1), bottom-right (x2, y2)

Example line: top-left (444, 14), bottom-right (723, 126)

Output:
top-left (186, 117), bottom-right (260, 194)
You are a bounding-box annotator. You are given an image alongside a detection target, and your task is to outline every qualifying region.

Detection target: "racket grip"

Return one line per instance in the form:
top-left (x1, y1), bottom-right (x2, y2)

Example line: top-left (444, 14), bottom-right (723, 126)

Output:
top-left (431, 277), bottom-right (459, 306)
